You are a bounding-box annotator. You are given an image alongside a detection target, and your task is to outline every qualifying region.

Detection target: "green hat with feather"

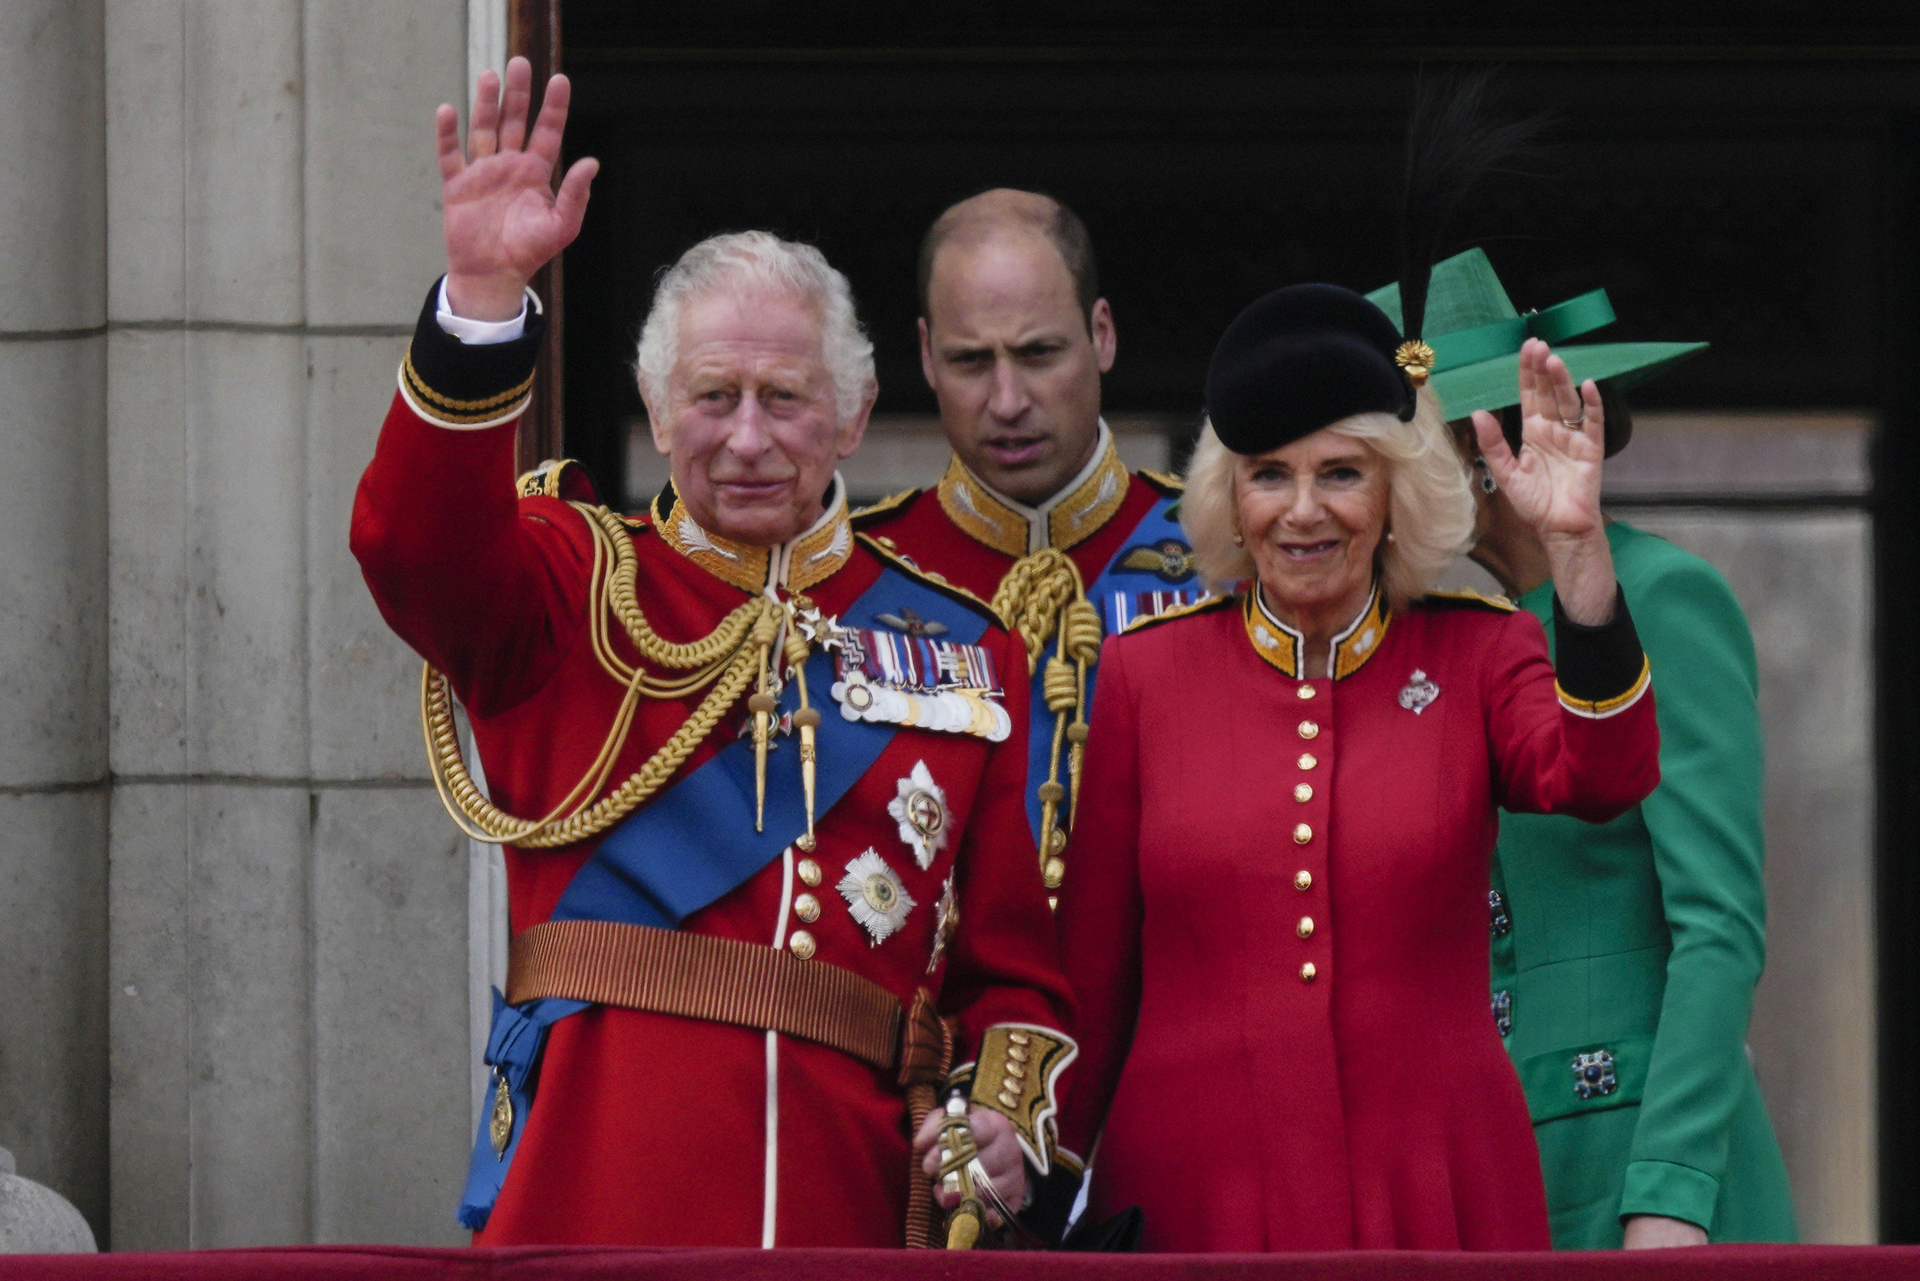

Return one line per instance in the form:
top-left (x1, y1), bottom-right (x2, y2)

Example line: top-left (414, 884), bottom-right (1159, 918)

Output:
top-left (1365, 248), bottom-right (1706, 450)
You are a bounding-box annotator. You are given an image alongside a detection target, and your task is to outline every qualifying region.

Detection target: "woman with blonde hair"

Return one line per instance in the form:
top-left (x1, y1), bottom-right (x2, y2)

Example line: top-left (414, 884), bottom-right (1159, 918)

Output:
top-left (1049, 283), bottom-right (1663, 1252)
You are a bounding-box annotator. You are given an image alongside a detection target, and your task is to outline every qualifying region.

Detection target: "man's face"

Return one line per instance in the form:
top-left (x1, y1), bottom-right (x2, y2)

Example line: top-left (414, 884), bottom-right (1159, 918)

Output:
top-left (919, 232), bottom-right (1116, 506)
top-left (648, 286), bottom-right (871, 546)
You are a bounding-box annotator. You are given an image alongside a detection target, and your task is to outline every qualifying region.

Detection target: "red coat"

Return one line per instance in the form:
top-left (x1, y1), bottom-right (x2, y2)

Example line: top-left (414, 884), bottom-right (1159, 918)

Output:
top-left (351, 390), bottom-right (1073, 1247)
top-left (852, 442), bottom-right (1176, 607)
top-left (1054, 587), bottom-right (1659, 1252)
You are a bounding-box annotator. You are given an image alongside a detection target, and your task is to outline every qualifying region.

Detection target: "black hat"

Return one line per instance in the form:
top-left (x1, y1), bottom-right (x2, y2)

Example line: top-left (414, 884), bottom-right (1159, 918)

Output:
top-left (1205, 283), bottom-right (1420, 457)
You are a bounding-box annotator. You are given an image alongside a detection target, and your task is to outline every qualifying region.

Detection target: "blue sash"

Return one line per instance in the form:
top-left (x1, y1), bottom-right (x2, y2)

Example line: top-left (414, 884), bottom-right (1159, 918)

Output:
top-left (1021, 492), bottom-right (1194, 842)
top-left (458, 562), bottom-right (991, 1230)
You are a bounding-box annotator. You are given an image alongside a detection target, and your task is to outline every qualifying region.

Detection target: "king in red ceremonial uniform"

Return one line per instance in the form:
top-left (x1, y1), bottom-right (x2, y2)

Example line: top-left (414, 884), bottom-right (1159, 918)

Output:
top-left (350, 60), bottom-right (1073, 1248)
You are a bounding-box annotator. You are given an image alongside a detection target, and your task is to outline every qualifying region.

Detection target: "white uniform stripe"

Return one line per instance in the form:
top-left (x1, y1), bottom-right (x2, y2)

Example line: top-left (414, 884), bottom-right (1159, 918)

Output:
top-left (763, 847), bottom-right (795, 1248)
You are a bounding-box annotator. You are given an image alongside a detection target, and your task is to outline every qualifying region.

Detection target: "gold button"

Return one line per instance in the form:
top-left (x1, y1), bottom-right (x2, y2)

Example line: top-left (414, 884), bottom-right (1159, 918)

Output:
top-left (1007, 1044), bottom-right (1030, 1062)
top-left (1293, 783), bottom-right (1313, 803)
top-left (1008, 1030), bottom-right (1031, 1045)
top-left (788, 930), bottom-right (816, 960)
top-left (1298, 753), bottom-right (1317, 770)
top-left (1298, 720), bottom-right (1319, 740)
top-left (997, 1090), bottom-right (1021, 1109)
top-left (1294, 869), bottom-right (1312, 892)
top-left (1296, 684), bottom-right (1316, 700)
top-left (1293, 823), bottom-right (1312, 845)
top-left (1299, 961), bottom-right (1317, 982)
top-left (797, 858), bottom-right (822, 887)
top-left (1005, 1060), bottom-right (1027, 1079)
top-left (1297, 916), bottom-right (1314, 939)
top-left (794, 893), bottom-right (820, 924)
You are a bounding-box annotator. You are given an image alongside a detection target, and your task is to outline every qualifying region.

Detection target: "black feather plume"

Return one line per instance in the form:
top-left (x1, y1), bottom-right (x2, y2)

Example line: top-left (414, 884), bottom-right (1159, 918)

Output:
top-left (1398, 68), bottom-right (1550, 343)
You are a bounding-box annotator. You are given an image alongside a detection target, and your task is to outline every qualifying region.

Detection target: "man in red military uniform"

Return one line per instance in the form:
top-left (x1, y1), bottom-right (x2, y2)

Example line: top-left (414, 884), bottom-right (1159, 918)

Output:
top-left (854, 191), bottom-right (1200, 902)
top-left (350, 58), bottom-right (1074, 1247)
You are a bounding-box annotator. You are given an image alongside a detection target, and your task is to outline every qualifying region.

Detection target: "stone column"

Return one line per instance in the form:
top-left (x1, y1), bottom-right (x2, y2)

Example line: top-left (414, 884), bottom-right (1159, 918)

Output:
top-left (0, 0), bottom-right (110, 1247)
top-left (105, 0), bottom-right (471, 1248)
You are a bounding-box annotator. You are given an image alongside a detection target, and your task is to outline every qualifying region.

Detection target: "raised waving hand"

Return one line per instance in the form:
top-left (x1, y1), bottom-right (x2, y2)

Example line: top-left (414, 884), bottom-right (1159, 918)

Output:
top-left (436, 56), bottom-right (599, 321)
top-left (1471, 338), bottom-right (1618, 624)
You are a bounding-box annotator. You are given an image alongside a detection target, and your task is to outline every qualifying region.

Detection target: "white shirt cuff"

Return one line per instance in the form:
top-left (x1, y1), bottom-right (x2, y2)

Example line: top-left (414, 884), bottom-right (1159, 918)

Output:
top-left (435, 277), bottom-right (529, 345)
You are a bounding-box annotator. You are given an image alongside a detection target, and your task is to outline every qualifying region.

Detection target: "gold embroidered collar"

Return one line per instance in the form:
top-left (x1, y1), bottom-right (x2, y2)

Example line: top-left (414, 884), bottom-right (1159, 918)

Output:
top-left (1243, 581), bottom-right (1391, 680)
top-left (935, 422), bottom-right (1131, 558)
top-left (653, 475), bottom-right (854, 595)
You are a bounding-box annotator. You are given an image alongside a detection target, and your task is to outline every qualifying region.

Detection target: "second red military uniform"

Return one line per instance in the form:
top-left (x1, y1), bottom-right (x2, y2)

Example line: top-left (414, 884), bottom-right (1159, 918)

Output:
top-left (1054, 585), bottom-right (1660, 1251)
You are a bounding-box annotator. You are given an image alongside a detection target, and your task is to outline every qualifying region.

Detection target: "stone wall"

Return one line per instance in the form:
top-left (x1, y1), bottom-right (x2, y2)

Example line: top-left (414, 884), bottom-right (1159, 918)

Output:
top-left (100, 0), bottom-right (474, 1249)
top-left (0, 0), bottom-right (110, 1244)
top-left (0, 0), bottom-right (478, 1250)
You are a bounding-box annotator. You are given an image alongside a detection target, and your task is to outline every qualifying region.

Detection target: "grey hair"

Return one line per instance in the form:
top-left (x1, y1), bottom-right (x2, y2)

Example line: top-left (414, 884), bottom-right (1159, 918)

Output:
top-left (1182, 384), bottom-right (1474, 609)
top-left (635, 230), bottom-right (877, 423)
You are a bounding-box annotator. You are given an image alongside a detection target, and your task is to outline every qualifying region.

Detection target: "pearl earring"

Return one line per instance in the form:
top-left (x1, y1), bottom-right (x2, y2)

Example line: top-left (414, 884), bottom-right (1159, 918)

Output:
top-left (1232, 531), bottom-right (1244, 546)
top-left (1385, 531), bottom-right (1397, 545)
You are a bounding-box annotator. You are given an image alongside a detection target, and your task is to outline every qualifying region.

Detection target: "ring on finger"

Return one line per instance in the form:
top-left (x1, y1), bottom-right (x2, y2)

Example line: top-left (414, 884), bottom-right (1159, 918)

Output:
top-left (1559, 414), bottom-right (1586, 428)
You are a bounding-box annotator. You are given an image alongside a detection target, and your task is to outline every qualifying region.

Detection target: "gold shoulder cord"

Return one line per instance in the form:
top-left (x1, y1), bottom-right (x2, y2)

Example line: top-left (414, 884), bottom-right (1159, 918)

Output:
top-left (422, 502), bottom-right (784, 848)
top-left (990, 548), bottom-right (1103, 894)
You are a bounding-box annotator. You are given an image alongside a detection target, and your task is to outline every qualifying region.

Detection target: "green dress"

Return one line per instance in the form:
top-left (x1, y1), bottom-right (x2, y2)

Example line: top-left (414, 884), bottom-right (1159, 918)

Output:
top-left (1491, 522), bottom-right (1797, 1247)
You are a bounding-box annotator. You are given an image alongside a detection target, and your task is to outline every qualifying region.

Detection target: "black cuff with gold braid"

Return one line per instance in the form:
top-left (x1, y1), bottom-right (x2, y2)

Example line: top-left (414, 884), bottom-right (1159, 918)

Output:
top-left (961, 1024), bottom-right (1077, 1176)
top-left (1552, 587), bottom-right (1651, 718)
top-left (399, 277), bottom-right (545, 429)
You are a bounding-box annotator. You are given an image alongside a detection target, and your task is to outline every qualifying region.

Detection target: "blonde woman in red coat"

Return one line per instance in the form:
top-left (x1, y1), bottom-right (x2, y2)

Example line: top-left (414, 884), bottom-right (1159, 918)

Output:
top-left (1052, 285), bottom-right (1661, 1252)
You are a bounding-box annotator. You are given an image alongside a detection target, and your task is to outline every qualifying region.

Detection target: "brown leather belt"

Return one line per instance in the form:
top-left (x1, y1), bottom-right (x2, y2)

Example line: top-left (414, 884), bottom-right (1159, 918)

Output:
top-left (507, 919), bottom-right (905, 1071)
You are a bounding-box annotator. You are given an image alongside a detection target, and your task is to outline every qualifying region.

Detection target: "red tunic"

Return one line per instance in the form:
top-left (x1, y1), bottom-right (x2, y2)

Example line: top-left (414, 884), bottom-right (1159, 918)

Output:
top-left (351, 392), bottom-right (1073, 1247)
top-left (853, 450), bottom-right (1172, 607)
top-left (1054, 589), bottom-right (1660, 1252)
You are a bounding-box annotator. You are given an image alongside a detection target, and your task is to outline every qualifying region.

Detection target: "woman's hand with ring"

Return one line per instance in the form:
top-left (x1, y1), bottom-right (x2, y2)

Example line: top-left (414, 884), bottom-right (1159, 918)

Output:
top-left (1470, 339), bottom-right (1617, 624)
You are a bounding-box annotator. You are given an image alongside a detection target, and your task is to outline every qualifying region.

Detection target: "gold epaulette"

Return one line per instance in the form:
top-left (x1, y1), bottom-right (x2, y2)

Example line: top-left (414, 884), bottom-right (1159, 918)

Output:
top-left (1121, 592), bottom-right (1233, 633)
top-left (850, 487), bottom-right (921, 524)
top-left (1135, 468), bottom-right (1186, 496)
top-left (855, 532), bottom-right (1008, 629)
top-left (1422, 587), bottom-right (1517, 613)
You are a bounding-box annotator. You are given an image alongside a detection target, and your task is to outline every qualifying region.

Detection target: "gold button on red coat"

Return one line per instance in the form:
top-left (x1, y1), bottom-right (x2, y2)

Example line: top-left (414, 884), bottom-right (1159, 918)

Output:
top-left (1300, 962), bottom-right (1317, 982)
top-left (1294, 783), bottom-right (1313, 803)
top-left (1293, 823), bottom-right (1312, 844)
top-left (1298, 721), bottom-right (1320, 740)
top-left (1296, 684), bottom-right (1317, 700)
top-left (1297, 916), bottom-right (1314, 939)
top-left (1294, 870), bottom-right (1313, 891)
top-left (1298, 753), bottom-right (1317, 770)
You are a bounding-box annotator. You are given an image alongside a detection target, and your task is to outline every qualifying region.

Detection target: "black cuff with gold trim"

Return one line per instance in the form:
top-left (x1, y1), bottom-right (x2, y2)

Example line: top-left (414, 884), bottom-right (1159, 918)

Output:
top-left (963, 1024), bottom-right (1076, 1176)
top-left (1552, 587), bottom-right (1650, 714)
top-left (400, 277), bottom-right (545, 428)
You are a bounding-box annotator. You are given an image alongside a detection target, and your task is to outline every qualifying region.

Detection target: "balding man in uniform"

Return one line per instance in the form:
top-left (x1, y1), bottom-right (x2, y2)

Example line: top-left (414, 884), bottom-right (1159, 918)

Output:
top-left (856, 191), bottom-right (1201, 917)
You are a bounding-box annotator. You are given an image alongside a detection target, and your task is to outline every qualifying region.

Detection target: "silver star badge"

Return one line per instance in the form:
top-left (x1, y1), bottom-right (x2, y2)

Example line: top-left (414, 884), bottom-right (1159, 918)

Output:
top-left (888, 761), bottom-right (951, 871)
top-left (926, 873), bottom-right (958, 974)
top-left (838, 849), bottom-right (917, 946)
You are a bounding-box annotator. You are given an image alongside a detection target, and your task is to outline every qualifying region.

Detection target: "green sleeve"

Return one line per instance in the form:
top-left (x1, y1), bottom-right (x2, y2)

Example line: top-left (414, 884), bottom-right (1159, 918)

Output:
top-left (1617, 548), bottom-right (1768, 1233)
